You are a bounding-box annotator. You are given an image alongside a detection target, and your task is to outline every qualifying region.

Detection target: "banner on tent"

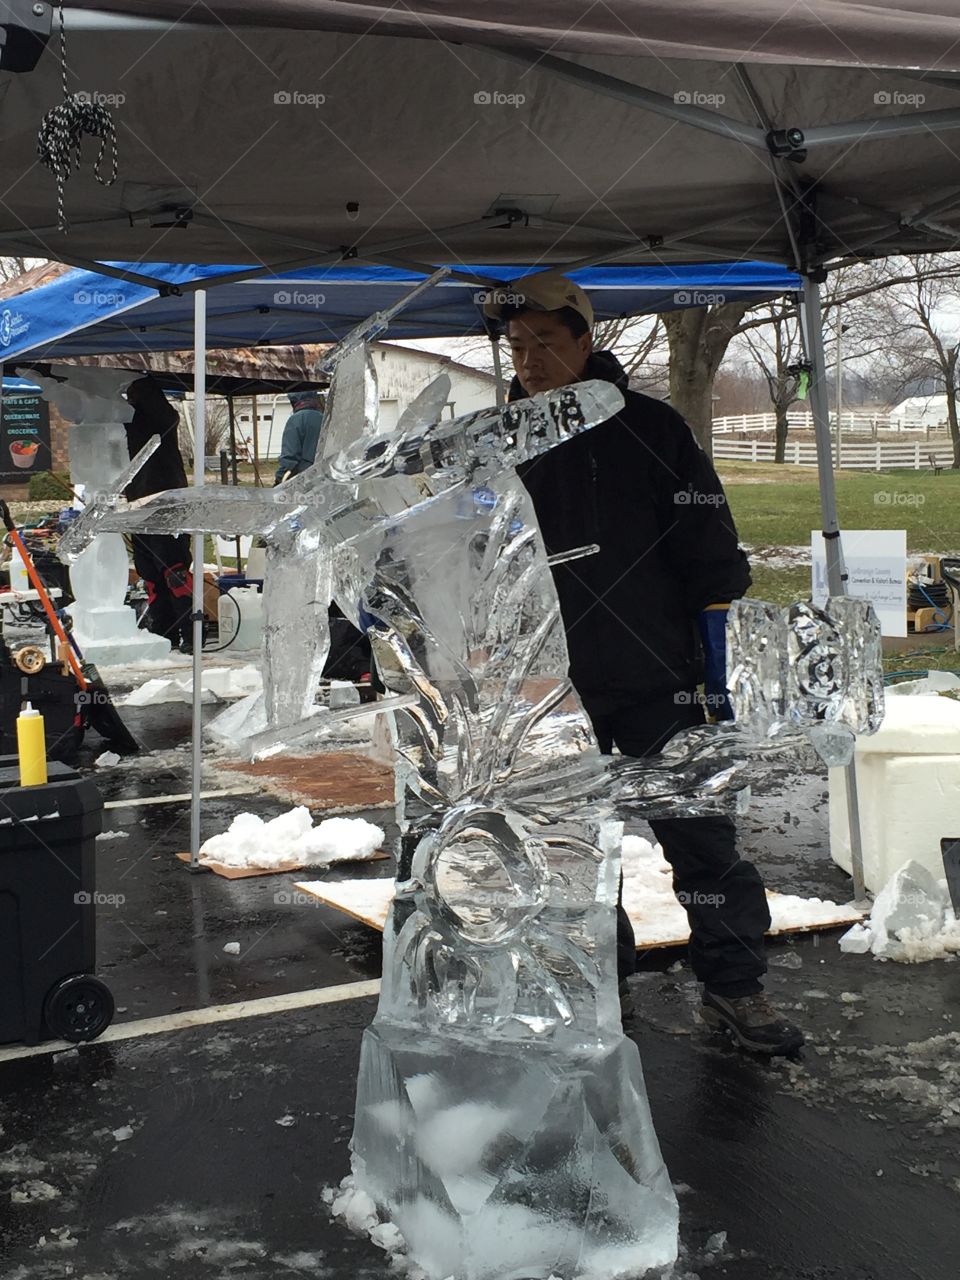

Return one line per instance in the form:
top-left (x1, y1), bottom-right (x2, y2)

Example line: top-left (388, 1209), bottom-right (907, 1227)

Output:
top-left (0, 392), bottom-right (51, 483)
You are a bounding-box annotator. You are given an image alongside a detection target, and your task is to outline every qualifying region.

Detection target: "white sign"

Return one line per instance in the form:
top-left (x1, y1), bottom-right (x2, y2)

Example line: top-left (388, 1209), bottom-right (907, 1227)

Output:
top-left (811, 529), bottom-right (906, 637)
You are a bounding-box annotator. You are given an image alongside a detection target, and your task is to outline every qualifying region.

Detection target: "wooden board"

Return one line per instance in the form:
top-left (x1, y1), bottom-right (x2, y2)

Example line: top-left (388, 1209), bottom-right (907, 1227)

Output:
top-left (293, 878), bottom-right (863, 949)
top-left (218, 751), bottom-right (394, 812)
top-left (176, 849), bottom-right (389, 879)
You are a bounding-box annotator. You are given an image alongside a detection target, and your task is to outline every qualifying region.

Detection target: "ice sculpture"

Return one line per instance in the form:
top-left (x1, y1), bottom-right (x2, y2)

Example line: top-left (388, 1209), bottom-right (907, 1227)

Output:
top-left (347, 476), bottom-right (679, 1279)
top-left (62, 342), bottom-right (885, 1280)
top-left (27, 366), bottom-right (171, 665)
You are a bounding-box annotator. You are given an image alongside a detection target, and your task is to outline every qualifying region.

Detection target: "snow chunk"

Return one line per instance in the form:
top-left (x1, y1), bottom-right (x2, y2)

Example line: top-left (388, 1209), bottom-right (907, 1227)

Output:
top-left (96, 829), bottom-right (130, 842)
top-left (10, 1180), bottom-right (60, 1203)
top-left (839, 859), bottom-right (960, 962)
top-left (95, 751), bottom-right (121, 769)
top-left (330, 1177), bottom-right (379, 1234)
top-left (121, 665), bottom-right (261, 707)
top-left (111, 1125), bottom-right (134, 1142)
top-left (200, 808), bottom-right (384, 869)
top-left (222, 942), bottom-right (241, 955)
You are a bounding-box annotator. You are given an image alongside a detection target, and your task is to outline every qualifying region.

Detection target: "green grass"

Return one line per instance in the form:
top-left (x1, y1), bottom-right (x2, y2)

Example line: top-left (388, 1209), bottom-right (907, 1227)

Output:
top-left (724, 467), bottom-right (960, 554)
top-left (744, 564), bottom-right (809, 608)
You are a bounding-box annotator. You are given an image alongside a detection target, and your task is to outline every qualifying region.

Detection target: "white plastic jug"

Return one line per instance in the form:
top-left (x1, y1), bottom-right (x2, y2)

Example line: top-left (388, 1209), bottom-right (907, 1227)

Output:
top-left (217, 585), bottom-right (264, 652)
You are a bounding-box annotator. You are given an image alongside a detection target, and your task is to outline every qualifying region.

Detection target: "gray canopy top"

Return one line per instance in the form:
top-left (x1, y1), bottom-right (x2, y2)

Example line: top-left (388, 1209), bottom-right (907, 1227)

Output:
top-left (1, 3), bottom-right (960, 276)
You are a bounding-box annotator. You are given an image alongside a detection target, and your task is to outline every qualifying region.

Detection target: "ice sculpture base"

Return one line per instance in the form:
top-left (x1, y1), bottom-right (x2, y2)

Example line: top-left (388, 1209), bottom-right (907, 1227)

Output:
top-left (69, 533), bottom-right (171, 667)
top-left (69, 616), bottom-right (172, 667)
top-left (352, 1024), bottom-right (679, 1280)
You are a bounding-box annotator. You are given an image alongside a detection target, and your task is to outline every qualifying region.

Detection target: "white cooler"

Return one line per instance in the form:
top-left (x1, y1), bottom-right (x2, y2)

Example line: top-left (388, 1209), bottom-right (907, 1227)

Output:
top-left (830, 694), bottom-right (960, 892)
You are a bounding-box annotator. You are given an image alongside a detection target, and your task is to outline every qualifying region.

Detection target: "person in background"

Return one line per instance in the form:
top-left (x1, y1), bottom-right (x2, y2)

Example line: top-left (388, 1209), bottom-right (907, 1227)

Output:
top-left (274, 389), bottom-right (325, 483)
top-left (123, 377), bottom-right (194, 652)
top-left (485, 273), bottom-right (803, 1057)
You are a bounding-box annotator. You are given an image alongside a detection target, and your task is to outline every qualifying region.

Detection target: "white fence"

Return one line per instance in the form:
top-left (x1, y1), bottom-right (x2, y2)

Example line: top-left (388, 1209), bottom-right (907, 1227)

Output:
top-left (713, 438), bottom-right (955, 470)
top-left (713, 410), bottom-right (943, 435)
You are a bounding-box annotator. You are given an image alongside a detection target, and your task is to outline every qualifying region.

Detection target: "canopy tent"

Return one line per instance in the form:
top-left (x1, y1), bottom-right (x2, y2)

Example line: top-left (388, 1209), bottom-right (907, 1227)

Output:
top-left (64, 1), bottom-right (960, 68)
top-left (1, 7), bottom-right (960, 275)
top-left (0, 2), bottom-right (913, 893)
top-left (0, 261), bottom-right (800, 364)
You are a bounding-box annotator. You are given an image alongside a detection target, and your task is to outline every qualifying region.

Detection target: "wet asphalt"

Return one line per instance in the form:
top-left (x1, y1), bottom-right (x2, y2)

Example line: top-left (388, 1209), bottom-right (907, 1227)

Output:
top-left (1, 700), bottom-right (958, 1279)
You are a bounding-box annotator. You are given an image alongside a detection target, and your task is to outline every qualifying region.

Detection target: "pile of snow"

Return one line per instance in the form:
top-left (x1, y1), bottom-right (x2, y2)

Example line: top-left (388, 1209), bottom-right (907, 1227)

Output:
top-left (326, 1176), bottom-right (427, 1274)
top-left (621, 835), bottom-right (855, 944)
top-left (886, 671), bottom-right (960, 698)
top-left (840, 859), bottom-right (960, 962)
top-left (199, 806), bottom-right (384, 869)
top-left (120, 666), bottom-right (262, 707)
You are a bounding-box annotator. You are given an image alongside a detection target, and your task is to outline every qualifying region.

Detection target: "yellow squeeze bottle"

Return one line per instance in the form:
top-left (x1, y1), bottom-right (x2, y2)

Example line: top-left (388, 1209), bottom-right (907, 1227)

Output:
top-left (17, 702), bottom-right (48, 787)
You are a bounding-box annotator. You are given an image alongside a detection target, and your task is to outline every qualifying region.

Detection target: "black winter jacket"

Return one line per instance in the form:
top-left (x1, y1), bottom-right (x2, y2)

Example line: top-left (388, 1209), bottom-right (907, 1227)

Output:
top-left (514, 351), bottom-right (751, 703)
top-left (125, 400), bottom-right (187, 502)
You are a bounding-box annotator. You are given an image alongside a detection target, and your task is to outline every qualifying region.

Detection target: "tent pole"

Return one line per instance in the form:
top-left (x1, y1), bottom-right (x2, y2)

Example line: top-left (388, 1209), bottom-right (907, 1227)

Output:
top-left (800, 275), bottom-right (869, 907)
top-left (490, 335), bottom-right (506, 408)
top-left (227, 395), bottom-right (242, 571)
top-left (252, 393), bottom-right (261, 485)
top-left (189, 289), bottom-right (207, 870)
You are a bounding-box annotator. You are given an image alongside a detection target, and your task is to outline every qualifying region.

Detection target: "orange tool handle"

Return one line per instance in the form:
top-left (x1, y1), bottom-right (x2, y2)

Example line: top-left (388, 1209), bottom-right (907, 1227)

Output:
top-left (1, 503), bottom-right (87, 690)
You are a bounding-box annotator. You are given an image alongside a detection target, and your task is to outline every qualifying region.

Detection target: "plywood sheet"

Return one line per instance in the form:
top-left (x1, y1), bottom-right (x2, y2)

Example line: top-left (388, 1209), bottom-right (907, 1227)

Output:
top-left (293, 878), bottom-right (863, 948)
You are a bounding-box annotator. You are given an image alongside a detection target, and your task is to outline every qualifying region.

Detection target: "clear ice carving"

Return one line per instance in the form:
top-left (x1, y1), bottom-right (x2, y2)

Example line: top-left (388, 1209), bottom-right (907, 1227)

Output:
top-left (64, 341), bottom-right (887, 1280)
top-left (350, 474), bottom-right (679, 1279)
top-left (726, 596), bottom-right (884, 768)
top-left (32, 366), bottom-right (171, 665)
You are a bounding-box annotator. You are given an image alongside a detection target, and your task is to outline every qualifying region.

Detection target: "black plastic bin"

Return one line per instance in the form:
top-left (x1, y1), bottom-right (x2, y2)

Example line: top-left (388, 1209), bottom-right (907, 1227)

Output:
top-left (0, 666), bottom-right (84, 762)
top-left (0, 757), bottom-right (114, 1045)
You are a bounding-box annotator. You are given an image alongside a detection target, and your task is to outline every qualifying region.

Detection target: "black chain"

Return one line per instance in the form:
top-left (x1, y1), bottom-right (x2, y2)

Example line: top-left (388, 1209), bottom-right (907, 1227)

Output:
top-left (36, 4), bottom-right (119, 232)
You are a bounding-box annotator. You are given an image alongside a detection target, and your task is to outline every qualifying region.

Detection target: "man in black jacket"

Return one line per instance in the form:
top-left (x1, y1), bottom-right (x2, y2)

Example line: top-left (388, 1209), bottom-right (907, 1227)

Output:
top-left (485, 273), bottom-right (803, 1056)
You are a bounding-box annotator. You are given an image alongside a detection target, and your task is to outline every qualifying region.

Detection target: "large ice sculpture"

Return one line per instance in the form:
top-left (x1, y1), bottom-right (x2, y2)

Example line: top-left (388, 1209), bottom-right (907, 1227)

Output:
top-left (347, 476), bottom-right (679, 1279)
top-left (65, 342), bottom-right (886, 1280)
top-left (28, 367), bottom-right (171, 665)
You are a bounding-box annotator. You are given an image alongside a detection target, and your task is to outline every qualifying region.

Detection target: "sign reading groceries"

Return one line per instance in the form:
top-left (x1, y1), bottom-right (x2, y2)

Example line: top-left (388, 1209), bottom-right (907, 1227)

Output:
top-left (0, 393), bottom-right (51, 483)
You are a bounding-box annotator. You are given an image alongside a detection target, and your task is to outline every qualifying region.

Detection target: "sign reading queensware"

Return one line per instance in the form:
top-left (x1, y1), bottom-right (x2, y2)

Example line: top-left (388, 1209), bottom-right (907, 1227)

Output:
top-left (0, 393), bottom-right (52, 483)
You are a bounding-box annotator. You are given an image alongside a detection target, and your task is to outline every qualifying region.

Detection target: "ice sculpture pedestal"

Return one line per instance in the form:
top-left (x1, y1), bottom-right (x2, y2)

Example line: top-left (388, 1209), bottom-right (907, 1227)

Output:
top-left (352, 1026), bottom-right (678, 1280)
top-left (69, 534), bottom-right (170, 666)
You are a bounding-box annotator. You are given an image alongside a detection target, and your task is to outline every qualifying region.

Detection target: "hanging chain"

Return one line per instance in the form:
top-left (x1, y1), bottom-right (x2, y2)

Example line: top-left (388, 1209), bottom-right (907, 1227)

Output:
top-left (36, 4), bottom-right (119, 233)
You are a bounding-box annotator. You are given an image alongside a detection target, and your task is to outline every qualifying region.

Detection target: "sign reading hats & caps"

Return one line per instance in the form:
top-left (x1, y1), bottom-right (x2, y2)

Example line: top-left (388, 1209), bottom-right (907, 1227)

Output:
top-left (0, 392), bottom-right (51, 484)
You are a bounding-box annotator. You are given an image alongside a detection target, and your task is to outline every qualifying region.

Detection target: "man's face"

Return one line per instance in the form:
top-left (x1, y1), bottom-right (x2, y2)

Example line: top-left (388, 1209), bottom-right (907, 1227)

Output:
top-left (505, 310), bottom-right (592, 395)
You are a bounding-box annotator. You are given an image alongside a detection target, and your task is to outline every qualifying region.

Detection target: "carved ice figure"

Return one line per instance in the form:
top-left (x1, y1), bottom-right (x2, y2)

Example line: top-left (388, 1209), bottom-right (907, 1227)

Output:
top-left (28, 366), bottom-right (170, 665)
top-left (60, 341), bottom-right (887, 1280)
top-left (347, 475), bottom-right (679, 1279)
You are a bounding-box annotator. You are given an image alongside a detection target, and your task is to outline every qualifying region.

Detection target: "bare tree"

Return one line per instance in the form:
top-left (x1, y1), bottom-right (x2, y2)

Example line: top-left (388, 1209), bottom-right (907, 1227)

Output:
top-left (178, 397), bottom-right (231, 464)
top-left (663, 300), bottom-right (755, 454)
top-left (857, 255), bottom-right (960, 466)
top-left (0, 257), bottom-right (48, 285)
top-left (739, 302), bottom-right (805, 462)
top-left (712, 365), bottom-right (770, 418)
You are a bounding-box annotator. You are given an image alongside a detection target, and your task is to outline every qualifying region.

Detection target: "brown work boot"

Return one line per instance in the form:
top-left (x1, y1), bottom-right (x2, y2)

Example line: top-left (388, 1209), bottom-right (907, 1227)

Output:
top-left (700, 989), bottom-right (804, 1056)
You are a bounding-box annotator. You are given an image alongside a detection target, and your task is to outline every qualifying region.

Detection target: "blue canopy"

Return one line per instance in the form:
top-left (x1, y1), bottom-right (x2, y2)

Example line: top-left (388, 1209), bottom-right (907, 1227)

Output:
top-left (0, 261), bottom-right (799, 365)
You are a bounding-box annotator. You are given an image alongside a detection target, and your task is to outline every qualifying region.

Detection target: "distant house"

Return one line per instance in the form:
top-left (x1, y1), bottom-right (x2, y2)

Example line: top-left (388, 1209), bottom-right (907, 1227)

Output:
top-left (228, 341), bottom-right (499, 460)
top-left (889, 394), bottom-right (952, 428)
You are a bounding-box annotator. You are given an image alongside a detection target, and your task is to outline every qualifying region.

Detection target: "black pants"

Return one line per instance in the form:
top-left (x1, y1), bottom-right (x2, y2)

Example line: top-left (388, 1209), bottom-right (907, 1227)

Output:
top-left (584, 690), bottom-right (770, 997)
top-left (132, 534), bottom-right (193, 647)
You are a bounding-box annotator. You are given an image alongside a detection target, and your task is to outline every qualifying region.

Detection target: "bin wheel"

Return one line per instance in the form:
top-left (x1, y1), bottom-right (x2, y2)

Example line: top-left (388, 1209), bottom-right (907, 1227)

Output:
top-left (43, 975), bottom-right (115, 1043)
